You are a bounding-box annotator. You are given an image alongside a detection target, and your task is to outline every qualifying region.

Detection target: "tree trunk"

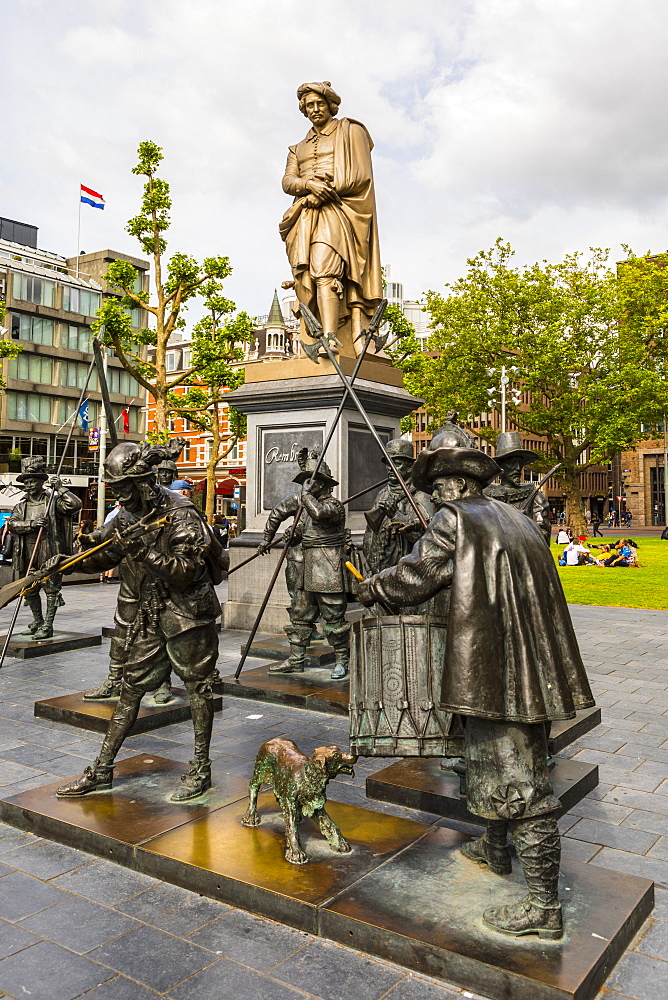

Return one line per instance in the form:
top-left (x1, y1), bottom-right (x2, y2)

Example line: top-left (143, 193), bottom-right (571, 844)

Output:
top-left (153, 391), bottom-right (169, 436)
top-left (563, 466), bottom-right (588, 537)
top-left (205, 459), bottom-right (217, 521)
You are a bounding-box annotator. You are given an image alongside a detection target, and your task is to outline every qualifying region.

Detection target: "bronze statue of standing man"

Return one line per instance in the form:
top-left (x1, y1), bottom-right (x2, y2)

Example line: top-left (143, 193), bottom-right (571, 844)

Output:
top-left (8, 457), bottom-right (81, 639)
top-left (280, 82), bottom-right (383, 351)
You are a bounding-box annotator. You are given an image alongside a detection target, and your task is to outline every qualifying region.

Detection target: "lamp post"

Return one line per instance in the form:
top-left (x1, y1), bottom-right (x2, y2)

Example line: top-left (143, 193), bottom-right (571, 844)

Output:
top-left (486, 365), bottom-right (521, 433)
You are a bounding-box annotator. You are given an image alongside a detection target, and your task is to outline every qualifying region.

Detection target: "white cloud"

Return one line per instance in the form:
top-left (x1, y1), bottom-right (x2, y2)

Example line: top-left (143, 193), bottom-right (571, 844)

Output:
top-left (2, 0), bottom-right (668, 314)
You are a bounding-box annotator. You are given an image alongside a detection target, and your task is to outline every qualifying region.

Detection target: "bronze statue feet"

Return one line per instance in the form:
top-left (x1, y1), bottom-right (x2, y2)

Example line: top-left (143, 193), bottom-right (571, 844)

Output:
top-left (31, 624), bottom-right (54, 641)
top-left (56, 761), bottom-right (114, 797)
top-left (21, 621), bottom-right (43, 636)
top-left (153, 683), bottom-right (173, 704)
top-left (460, 835), bottom-right (512, 876)
top-left (83, 679), bottom-right (122, 700)
top-left (268, 661), bottom-right (304, 674)
top-left (482, 895), bottom-right (563, 940)
top-left (330, 664), bottom-right (348, 680)
top-left (171, 760), bottom-right (212, 801)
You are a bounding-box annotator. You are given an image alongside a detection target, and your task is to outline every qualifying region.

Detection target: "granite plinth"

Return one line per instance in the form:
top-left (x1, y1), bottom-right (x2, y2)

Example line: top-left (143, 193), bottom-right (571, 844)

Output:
top-left (34, 687), bottom-right (222, 734)
top-left (222, 663), bottom-right (349, 715)
top-left (321, 825), bottom-right (653, 1000)
top-left (244, 633), bottom-right (335, 667)
top-left (0, 754), bottom-right (651, 999)
top-left (366, 756), bottom-right (599, 823)
top-left (0, 754), bottom-right (248, 867)
top-left (549, 707), bottom-right (602, 754)
top-left (0, 631), bottom-right (101, 658)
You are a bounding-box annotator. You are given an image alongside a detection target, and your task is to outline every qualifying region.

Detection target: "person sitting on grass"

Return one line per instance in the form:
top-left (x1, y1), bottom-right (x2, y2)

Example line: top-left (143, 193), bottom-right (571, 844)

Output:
top-left (603, 539), bottom-right (635, 567)
top-left (563, 539), bottom-right (594, 566)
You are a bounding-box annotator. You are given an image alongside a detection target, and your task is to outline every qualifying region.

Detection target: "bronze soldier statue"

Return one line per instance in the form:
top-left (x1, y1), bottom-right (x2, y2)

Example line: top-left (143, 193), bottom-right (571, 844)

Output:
top-left (484, 431), bottom-right (551, 544)
top-left (49, 440), bottom-right (222, 802)
top-left (257, 448), bottom-right (349, 680)
top-left (155, 458), bottom-right (179, 489)
top-left (357, 444), bottom-right (594, 940)
top-left (8, 458), bottom-right (81, 639)
top-left (362, 438), bottom-right (432, 577)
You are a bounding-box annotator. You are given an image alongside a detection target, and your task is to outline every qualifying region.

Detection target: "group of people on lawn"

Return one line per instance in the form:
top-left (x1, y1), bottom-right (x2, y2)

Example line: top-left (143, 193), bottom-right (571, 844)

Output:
top-left (558, 535), bottom-right (639, 568)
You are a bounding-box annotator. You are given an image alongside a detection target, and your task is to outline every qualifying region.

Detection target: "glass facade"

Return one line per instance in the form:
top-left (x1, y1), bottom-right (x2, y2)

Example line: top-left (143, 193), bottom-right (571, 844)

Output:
top-left (12, 273), bottom-right (56, 307)
top-left (62, 285), bottom-right (101, 316)
top-left (11, 313), bottom-right (54, 345)
top-left (9, 354), bottom-right (53, 384)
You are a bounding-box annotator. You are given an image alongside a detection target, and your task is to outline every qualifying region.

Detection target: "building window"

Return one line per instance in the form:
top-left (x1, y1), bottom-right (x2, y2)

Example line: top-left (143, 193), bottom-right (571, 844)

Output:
top-left (182, 348), bottom-right (191, 369)
top-left (64, 324), bottom-right (93, 353)
top-left (7, 391), bottom-right (52, 423)
top-left (60, 360), bottom-right (98, 390)
top-left (166, 351), bottom-right (177, 373)
top-left (107, 367), bottom-right (137, 396)
top-left (62, 286), bottom-right (101, 317)
top-left (10, 313), bottom-right (54, 346)
top-left (9, 354), bottom-right (53, 384)
top-left (111, 404), bottom-right (138, 433)
top-left (12, 273), bottom-right (56, 307)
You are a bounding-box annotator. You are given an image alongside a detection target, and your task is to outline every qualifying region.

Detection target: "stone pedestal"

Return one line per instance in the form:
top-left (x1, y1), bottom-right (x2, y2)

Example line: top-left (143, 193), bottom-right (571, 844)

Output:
top-left (223, 369), bottom-right (421, 632)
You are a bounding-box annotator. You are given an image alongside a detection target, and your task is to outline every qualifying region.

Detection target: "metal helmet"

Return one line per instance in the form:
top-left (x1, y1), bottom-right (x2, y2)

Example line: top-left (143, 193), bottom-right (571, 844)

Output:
top-left (103, 438), bottom-right (187, 485)
top-left (428, 411), bottom-right (478, 452)
top-left (381, 437), bottom-right (414, 466)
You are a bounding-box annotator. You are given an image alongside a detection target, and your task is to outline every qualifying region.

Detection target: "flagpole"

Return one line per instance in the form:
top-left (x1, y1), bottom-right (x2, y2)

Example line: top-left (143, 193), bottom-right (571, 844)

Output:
top-left (76, 185), bottom-right (81, 278)
top-left (96, 347), bottom-right (108, 527)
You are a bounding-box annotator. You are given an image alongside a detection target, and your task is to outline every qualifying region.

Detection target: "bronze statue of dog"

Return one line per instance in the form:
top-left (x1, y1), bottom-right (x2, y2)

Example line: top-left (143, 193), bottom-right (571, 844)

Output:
top-left (241, 737), bottom-right (357, 864)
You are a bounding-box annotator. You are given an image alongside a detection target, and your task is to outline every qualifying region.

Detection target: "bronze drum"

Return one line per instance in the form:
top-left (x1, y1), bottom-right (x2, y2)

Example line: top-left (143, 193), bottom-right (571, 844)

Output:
top-left (350, 614), bottom-right (455, 757)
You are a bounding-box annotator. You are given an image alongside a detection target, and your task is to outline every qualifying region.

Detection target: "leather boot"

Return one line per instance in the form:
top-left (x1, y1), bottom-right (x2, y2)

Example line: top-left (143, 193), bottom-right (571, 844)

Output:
top-left (56, 757), bottom-right (114, 797)
top-left (21, 592), bottom-right (44, 636)
top-left (460, 819), bottom-right (511, 875)
top-left (153, 678), bottom-right (174, 703)
top-left (171, 685), bottom-right (214, 801)
top-left (32, 594), bottom-right (59, 640)
top-left (269, 624), bottom-right (311, 673)
top-left (328, 625), bottom-right (350, 680)
top-left (483, 815), bottom-right (563, 940)
top-left (314, 278), bottom-right (342, 347)
top-left (84, 660), bottom-right (123, 700)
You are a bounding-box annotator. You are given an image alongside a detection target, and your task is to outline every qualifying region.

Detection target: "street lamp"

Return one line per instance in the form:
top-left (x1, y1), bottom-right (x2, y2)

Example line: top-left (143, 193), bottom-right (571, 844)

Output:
top-left (486, 365), bottom-right (521, 432)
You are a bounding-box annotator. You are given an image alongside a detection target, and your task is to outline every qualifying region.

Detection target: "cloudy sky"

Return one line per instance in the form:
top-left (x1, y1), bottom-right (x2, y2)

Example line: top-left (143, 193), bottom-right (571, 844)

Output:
top-left (3, 0), bottom-right (668, 316)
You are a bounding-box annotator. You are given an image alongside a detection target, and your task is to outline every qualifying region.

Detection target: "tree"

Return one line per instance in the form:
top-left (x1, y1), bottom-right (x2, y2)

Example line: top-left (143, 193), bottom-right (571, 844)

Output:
top-left (0, 300), bottom-right (22, 390)
top-left (91, 141), bottom-right (235, 437)
top-left (167, 281), bottom-right (253, 519)
top-left (402, 240), bottom-right (668, 535)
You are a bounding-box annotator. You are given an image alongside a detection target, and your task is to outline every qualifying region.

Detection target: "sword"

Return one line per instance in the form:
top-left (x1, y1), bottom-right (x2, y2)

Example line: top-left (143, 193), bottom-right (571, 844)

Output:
top-left (299, 302), bottom-right (429, 531)
top-left (519, 463), bottom-right (562, 514)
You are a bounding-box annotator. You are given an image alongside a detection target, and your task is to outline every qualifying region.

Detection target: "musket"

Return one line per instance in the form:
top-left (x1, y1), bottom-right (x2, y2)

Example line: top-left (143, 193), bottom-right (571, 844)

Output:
top-left (227, 476), bottom-right (389, 577)
top-left (0, 513), bottom-right (172, 613)
top-left (233, 300), bottom-right (388, 680)
top-left (299, 302), bottom-right (429, 532)
top-left (519, 463), bottom-right (562, 514)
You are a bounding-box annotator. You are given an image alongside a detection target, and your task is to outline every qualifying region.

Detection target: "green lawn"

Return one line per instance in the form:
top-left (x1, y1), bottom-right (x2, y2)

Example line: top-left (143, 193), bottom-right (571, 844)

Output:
top-left (553, 537), bottom-right (668, 609)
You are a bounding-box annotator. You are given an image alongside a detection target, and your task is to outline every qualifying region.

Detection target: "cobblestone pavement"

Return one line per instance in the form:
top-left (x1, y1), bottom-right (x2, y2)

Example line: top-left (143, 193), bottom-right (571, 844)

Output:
top-left (0, 583), bottom-right (665, 999)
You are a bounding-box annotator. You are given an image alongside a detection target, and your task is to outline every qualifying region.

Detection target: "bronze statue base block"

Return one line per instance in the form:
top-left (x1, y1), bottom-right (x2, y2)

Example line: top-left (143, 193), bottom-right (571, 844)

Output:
top-left (366, 757), bottom-right (599, 823)
top-left (0, 754), bottom-right (248, 867)
top-left (243, 633), bottom-right (335, 667)
top-left (221, 664), bottom-right (349, 715)
top-left (321, 825), bottom-right (653, 1000)
top-left (0, 631), bottom-right (102, 659)
top-left (0, 755), bottom-right (652, 998)
top-left (34, 687), bottom-right (222, 734)
top-left (549, 708), bottom-right (601, 754)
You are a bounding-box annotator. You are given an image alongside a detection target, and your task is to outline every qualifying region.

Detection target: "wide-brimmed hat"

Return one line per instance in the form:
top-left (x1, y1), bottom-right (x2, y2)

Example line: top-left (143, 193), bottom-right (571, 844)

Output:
top-left (412, 447), bottom-right (501, 493)
top-left (16, 457), bottom-right (49, 483)
top-left (381, 438), bottom-right (414, 466)
top-left (292, 447), bottom-right (338, 488)
top-left (494, 431), bottom-right (538, 466)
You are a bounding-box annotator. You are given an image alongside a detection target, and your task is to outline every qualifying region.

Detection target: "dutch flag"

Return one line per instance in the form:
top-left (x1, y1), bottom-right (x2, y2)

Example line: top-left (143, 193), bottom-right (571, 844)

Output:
top-left (80, 184), bottom-right (105, 210)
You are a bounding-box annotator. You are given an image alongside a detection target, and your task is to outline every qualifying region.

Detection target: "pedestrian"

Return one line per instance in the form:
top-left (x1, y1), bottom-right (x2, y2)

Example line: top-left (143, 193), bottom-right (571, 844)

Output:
top-left (211, 513), bottom-right (229, 549)
top-left (591, 513), bottom-right (603, 537)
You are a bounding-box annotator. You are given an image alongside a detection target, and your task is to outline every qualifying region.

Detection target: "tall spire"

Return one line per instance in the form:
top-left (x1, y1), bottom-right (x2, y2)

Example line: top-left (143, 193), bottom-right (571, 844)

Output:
top-left (266, 289), bottom-right (285, 328)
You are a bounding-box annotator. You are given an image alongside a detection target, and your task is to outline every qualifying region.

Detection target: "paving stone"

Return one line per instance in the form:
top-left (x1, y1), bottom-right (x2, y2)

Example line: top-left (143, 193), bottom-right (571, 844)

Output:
top-left (168, 956), bottom-right (313, 1000)
top-left (115, 881), bottom-right (229, 936)
top-left (0, 870), bottom-right (71, 921)
top-left (0, 939), bottom-right (114, 1000)
top-left (52, 860), bottom-right (160, 906)
top-left (21, 896), bottom-right (142, 954)
top-left (188, 910), bottom-right (311, 971)
top-left (0, 917), bottom-right (41, 959)
top-left (0, 744), bottom-right (69, 766)
top-left (384, 978), bottom-right (462, 1000)
top-left (1, 839), bottom-right (93, 879)
top-left (568, 798), bottom-right (634, 825)
top-left (605, 950), bottom-right (668, 1000)
top-left (605, 787), bottom-right (668, 814)
top-left (89, 925), bottom-right (215, 993)
top-left (71, 975), bottom-right (162, 999)
top-left (568, 818), bottom-right (659, 854)
top-left (272, 939), bottom-right (403, 1000)
top-left (636, 919), bottom-right (668, 961)
top-left (621, 810), bottom-right (668, 838)
top-left (590, 847), bottom-right (668, 887)
top-left (560, 838), bottom-right (602, 863)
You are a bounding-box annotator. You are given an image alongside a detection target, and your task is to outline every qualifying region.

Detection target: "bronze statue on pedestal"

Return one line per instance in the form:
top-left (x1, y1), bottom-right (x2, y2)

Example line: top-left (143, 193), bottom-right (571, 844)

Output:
top-left (8, 458), bottom-right (81, 640)
top-left (49, 440), bottom-right (221, 802)
top-left (484, 431), bottom-right (551, 543)
top-left (257, 448), bottom-right (349, 680)
top-left (357, 445), bottom-right (595, 940)
top-left (280, 81), bottom-right (383, 350)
